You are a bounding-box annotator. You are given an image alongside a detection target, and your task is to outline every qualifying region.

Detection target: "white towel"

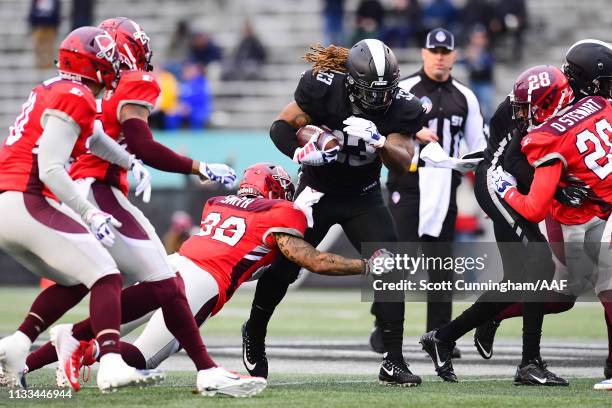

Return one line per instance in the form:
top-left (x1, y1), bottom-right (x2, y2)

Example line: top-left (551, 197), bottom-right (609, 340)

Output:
top-left (418, 166), bottom-right (452, 238)
top-left (293, 186), bottom-right (324, 228)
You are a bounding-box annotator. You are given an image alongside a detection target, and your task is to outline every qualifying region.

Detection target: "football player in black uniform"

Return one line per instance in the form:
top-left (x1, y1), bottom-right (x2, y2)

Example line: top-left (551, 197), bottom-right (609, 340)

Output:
top-left (241, 39), bottom-right (426, 386)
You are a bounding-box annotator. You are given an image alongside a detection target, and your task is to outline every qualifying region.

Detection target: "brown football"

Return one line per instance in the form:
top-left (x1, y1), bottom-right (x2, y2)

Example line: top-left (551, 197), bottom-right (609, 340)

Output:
top-left (296, 125), bottom-right (340, 151)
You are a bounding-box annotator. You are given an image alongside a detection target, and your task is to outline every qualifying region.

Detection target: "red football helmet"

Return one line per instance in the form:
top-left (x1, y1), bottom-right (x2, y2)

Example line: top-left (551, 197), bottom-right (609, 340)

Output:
top-left (511, 65), bottom-right (574, 131)
top-left (57, 26), bottom-right (121, 90)
top-left (237, 163), bottom-right (295, 201)
top-left (99, 17), bottom-right (153, 71)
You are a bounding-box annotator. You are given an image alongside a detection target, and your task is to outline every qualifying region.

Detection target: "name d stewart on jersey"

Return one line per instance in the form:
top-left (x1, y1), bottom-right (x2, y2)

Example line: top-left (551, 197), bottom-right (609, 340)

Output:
top-left (547, 98), bottom-right (604, 133)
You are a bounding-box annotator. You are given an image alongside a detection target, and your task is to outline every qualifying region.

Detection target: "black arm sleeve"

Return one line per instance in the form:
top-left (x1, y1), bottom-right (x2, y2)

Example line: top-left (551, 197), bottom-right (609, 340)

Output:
top-left (270, 119), bottom-right (300, 159)
top-left (504, 129), bottom-right (534, 191)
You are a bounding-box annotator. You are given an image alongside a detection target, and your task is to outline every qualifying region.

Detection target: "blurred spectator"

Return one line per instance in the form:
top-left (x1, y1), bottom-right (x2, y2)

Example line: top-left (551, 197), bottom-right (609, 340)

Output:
top-left (190, 32), bottom-right (222, 67)
top-left (166, 20), bottom-right (192, 74)
top-left (422, 0), bottom-right (457, 33)
top-left (29, 0), bottom-right (60, 69)
top-left (71, 0), bottom-right (94, 29)
top-left (148, 68), bottom-right (180, 129)
top-left (163, 211), bottom-right (194, 254)
top-left (349, 0), bottom-right (385, 45)
top-left (381, 0), bottom-right (424, 48)
top-left (496, 0), bottom-right (527, 62)
top-left (222, 20), bottom-right (267, 81)
top-left (461, 26), bottom-right (495, 122)
top-left (457, 0), bottom-right (500, 46)
top-left (165, 63), bottom-right (213, 130)
top-left (322, 0), bottom-right (345, 46)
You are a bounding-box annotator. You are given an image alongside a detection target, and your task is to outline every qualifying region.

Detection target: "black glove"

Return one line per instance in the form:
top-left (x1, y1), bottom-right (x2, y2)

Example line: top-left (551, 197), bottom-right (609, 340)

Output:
top-left (554, 183), bottom-right (590, 208)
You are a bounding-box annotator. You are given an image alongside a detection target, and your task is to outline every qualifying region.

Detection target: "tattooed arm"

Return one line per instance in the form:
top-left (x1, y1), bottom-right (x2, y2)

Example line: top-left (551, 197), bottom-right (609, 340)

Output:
top-left (274, 233), bottom-right (365, 276)
top-left (269, 102), bottom-right (313, 158)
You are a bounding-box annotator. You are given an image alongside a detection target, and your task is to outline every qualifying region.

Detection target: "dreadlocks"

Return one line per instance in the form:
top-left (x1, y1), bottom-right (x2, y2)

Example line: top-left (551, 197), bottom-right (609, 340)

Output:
top-left (303, 43), bottom-right (349, 74)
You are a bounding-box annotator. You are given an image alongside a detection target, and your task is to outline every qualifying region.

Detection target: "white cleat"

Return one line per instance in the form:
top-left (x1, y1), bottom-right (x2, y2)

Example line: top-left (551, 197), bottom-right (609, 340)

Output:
top-left (55, 364), bottom-right (70, 388)
top-left (50, 324), bottom-right (82, 391)
top-left (196, 367), bottom-right (266, 398)
top-left (0, 331), bottom-right (30, 389)
top-left (96, 353), bottom-right (164, 393)
top-left (593, 378), bottom-right (612, 390)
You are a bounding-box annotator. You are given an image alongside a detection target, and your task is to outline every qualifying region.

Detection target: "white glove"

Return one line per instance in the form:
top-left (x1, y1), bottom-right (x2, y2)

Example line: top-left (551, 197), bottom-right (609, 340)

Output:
top-left (342, 116), bottom-right (386, 149)
top-left (84, 209), bottom-right (122, 248)
top-left (129, 156), bottom-right (152, 203)
top-left (364, 249), bottom-right (395, 276)
top-left (490, 167), bottom-right (517, 199)
top-left (292, 133), bottom-right (339, 166)
top-left (198, 162), bottom-right (237, 188)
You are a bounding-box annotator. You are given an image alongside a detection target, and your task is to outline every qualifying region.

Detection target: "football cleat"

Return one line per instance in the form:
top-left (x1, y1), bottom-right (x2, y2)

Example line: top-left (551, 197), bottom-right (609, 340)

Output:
top-left (50, 324), bottom-right (84, 391)
top-left (241, 322), bottom-right (268, 378)
top-left (379, 354), bottom-right (421, 387)
top-left (604, 359), bottom-right (612, 379)
top-left (96, 353), bottom-right (164, 393)
top-left (55, 365), bottom-right (69, 388)
top-left (420, 330), bottom-right (458, 382)
top-left (514, 359), bottom-right (569, 386)
top-left (369, 320), bottom-right (384, 354)
top-left (474, 320), bottom-right (500, 360)
top-left (0, 332), bottom-right (31, 389)
top-left (593, 378), bottom-right (612, 390)
top-left (196, 367), bottom-right (266, 397)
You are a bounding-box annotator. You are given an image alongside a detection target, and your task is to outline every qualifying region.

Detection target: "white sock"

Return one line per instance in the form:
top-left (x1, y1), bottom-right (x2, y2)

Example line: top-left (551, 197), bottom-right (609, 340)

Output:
top-left (14, 331), bottom-right (33, 350)
top-left (99, 353), bottom-right (124, 366)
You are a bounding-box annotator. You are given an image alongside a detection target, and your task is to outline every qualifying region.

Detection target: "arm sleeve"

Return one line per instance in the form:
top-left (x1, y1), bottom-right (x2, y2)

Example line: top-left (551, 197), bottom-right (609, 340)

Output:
top-left (270, 119), bottom-right (300, 159)
top-left (87, 120), bottom-right (132, 170)
top-left (504, 161), bottom-right (563, 223)
top-left (122, 118), bottom-right (193, 173)
top-left (503, 129), bottom-right (534, 190)
top-left (462, 88), bottom-right (487, 151)
top-left (38, 115), bottom-right (97, 220)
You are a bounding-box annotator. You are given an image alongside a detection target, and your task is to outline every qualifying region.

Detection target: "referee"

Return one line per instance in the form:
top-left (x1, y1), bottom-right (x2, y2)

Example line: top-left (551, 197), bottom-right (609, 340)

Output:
top-left (370, 28), bottom-right (487, 356)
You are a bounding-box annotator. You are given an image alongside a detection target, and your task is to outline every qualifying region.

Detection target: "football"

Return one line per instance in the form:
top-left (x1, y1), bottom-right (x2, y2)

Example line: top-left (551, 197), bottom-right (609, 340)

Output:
top-left (296, 125), bottom-right (340, 151)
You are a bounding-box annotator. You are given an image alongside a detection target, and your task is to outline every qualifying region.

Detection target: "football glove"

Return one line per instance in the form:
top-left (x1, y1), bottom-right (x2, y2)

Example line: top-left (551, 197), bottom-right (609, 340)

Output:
top-left (342, 116), bottom-right (386, 149)
top-left (293, 134), bottom-right (339, 166)
top-left (129, 156), bottom-right (152, 203)
top-left (198, 162), bottom-right (237, 188)
top-left (84, 209), bottom-right (122, 248)
top-left (556, 183), bottom-right (591, 208)
top-left (364, 249), bottom-right (395, 276)
top-left (490, 167), bottom-right (517, 199)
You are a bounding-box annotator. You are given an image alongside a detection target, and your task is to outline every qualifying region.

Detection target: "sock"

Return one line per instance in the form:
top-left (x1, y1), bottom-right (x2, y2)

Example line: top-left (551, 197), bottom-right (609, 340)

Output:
top-left (598, 291), bottom-right (612, 362)
top-left (25, 342), bottom-right (57, 372)
top-left (437, 300), bottom-right (511, 343)
top-left (521, 302), bottom-right (545, 363)
top-left (247, 270), bottom-right (292, 338)
top-left (119, 342), bottom-right (147, 369)
top-left (374, 301), bottom-right (404, 355)
top-left (148, 276), bottom-right (216, 370)
top-left (89, 274), bottom-right (122, 357)
top-left (17, 284), bottom-right (88, 342)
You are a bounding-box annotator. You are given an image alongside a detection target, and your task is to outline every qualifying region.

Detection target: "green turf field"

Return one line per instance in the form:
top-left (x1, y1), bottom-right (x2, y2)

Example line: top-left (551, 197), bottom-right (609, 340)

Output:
top-left (0, 286), bottom-right (607, 340)
top-left (0, 372), bottom-right (609, 408)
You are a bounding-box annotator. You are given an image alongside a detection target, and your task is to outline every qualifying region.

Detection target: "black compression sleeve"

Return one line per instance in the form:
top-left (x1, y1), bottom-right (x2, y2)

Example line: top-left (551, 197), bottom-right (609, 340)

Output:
top-left (270, 120), bottom-right (300, 159)
top-left (504, 129), bottom-right (534, 190)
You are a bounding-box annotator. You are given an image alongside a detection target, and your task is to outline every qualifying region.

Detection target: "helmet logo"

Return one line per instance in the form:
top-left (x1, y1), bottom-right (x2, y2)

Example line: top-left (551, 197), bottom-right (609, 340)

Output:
top-left (94, 33), bottom-right (117, 63)
top-left (371, 80), bottom-right (388, 86)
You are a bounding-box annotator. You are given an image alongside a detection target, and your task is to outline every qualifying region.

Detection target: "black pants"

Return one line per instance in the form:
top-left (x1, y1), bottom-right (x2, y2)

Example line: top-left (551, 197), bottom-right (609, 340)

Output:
top-left (250, 181), bottom-right (405, 354)
top-left (386, 185), bottom-right (458, 332)
top-left (437, 162), bottom-right (555, 361)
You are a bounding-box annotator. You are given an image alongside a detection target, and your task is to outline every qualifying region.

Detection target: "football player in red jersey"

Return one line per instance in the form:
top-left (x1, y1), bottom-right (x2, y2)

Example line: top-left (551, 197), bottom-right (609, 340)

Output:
top-left (34, 17), bottom-right (237, 392)
top-left (22, 163), bottom-right (393, 397)
top-left (0, 27), bottom-right (162, 392)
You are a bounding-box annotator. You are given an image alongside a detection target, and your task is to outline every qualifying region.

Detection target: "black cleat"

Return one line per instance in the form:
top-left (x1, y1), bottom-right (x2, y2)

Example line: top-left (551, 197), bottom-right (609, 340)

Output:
top-left (420, 330), bottom-right (457, 382)
top-left (241, 322), bottom-right (268, 379)
top-left (604, 359), bottom-right (612, 379)
top-left (379, 354), bottom-right (421, 387)
top-left (474, 320), bottom-right (500, 360)
top-left (514, 359), bottom-right (569, 386)
top-left (369, 320), bottom-right (384, 354)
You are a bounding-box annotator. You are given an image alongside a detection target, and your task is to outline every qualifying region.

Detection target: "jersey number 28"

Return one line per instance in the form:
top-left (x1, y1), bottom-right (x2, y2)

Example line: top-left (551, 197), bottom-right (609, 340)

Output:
top-left (197, 212), bottom-right (246, 246)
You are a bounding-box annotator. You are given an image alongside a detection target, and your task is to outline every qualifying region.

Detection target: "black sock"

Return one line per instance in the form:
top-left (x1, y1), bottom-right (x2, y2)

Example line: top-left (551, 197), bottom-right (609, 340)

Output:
top-left (437, 300), bottom-right (511, 343)
top-left (380, 320), bottom-right (404, 356)
top-left (246, 267), bottom-right (293, 337)
top-left (521, 302), bottom-right (544, 363)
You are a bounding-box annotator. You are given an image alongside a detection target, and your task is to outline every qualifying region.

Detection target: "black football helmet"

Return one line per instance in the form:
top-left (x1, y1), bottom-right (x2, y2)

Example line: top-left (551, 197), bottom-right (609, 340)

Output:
top-left (563, 39), bottom-right (612, 99)
top-left (346, 39), bottom-right (400, 117)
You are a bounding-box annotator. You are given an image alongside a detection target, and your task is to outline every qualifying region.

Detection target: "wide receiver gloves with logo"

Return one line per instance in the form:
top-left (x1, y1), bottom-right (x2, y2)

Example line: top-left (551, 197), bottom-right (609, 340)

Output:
top-left (491, 166), bottom-right (517, 199)
top-left (363, 248), bottom-right (395, 276)
top-left (343, 116), bottom-right (386, 149)
top-left (198, 162), bottom-right (237, 188)
top-left (293, 133), bottom-right (340, 166)
top-left (84, 208), bottom-right (122, 247)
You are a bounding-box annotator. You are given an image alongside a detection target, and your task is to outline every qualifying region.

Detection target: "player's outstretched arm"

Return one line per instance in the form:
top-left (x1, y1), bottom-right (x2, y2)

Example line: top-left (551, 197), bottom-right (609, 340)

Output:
top-left (274, 232), bottom-right (364, 276)
top-left (379, 132), bottom-right (414, 174)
